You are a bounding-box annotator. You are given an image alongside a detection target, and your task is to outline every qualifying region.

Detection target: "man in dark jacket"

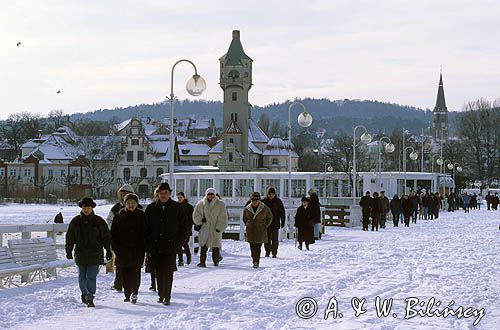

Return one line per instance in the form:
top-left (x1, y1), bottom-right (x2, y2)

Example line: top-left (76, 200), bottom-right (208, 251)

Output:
top-left (144, 183), bottom-right (186, 306)
top-left (66, 197), bottom-right (112, 308)
top-left (176, 192), bottom-right (194, 266)
top-left (379, 191), bottom-right (389, 229)
top-left (409, 191), bottom-right (419, 223)
top-left (390, 194), bottom-right (401, 227)
top-left (359, 191), bottom-right (373, 231)
top-left (262, 187), bottom-right (285, 258)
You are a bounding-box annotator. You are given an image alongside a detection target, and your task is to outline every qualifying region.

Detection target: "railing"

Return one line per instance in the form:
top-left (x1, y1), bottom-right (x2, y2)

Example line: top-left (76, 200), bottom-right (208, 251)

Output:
top-left (0, 224), bottom-right (69, 247)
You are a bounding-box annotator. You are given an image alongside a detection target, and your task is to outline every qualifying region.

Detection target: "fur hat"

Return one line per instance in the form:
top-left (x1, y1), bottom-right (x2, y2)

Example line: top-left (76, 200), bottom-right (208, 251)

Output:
top-left (267, 187), bottom-right (276, 195)
top-left (124, 193), bottom-right (139, 204)
top-left (78, 197), bottom-right (96, 208)
top-left (250, 192), bottom-right (261, 200)
top-left (205, 187), bottom-right (216, 196)
top-left (119, 184), bottom-right (134, 193)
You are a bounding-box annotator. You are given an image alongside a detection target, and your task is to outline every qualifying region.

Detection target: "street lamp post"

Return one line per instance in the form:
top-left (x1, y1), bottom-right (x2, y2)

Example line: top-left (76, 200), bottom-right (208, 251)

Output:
top-left (352, 125), bottom-right (372, 205)
top-left (324, 162), bottom-right (333, 198)
top-left (167, 59), bottom-right (206, 192)
top-left (287, 102), bottom-right (313, 208)
top-left (431, 154), bottom-right (442, 192)
top-left (403, 146), bottom-right (418, 194)
top-left (377, 136), bottom-right (395, 188)
top-left (441, 160), bottom-right (462, 194)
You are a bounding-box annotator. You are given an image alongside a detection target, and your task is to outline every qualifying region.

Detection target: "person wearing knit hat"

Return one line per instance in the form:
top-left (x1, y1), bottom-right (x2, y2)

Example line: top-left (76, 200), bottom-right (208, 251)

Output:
top-left (243, 192), bottom-right (273, 268)
top-left (106, 184), bottom-right (143, 291)
top-left (192, 187), bottom-right (228, 267)
top-left (262, 187), bottom-right (286, 258)
top-left (111, 192), bottom-right (145, 304)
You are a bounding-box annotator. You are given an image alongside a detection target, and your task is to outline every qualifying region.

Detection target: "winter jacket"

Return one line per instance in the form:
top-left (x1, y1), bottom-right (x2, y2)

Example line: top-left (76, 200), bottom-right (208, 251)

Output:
top-left (390, 197), bottom-right (402, 214)
top-left (401, 198), bottom-right (413, 216)
top-left (65, 212), bottom-right (111, 266)
top-left (371, 197), bottom-right (382, 217)
top-left (144, 199), bottom-right (186, 255)
top-left (409, 195), bottom-right (419, 211)
top-left (308, 194), bottom-right (322, 224)
top-left (262, 196), bottom-right (286, 229)
top-left (106, 201), bottom-right (143, 229)
top-left (54, 212), bottom-right (63, 223)
top-left (111, 208), bottom-right (146, 268)
top-left (243, 202), bottom-right (272, 244)
top-left (294, 206), bottom-right (315, 245)
top-left (380, 196), bottom-right (390, 215)
top-left (193, 197), bottom-right (228, 248)
top-left (359, 195), bottom-right (373, 216)
top-left (180, 201), bottom-right (195, 237)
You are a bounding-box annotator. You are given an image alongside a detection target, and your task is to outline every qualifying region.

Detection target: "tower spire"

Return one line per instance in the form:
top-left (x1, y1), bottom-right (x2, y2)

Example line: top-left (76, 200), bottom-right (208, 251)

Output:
top-left (434, 72), bottom-right (447, 112)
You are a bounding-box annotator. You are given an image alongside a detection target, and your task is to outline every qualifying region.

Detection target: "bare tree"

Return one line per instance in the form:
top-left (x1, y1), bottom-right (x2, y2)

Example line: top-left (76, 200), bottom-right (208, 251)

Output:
top-left (0, 112), bottom-right (42, 159)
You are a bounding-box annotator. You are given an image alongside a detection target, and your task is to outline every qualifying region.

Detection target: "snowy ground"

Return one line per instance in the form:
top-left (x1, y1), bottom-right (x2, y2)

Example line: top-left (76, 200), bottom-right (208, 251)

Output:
top-left (0, 204), bottom-right (499, 330)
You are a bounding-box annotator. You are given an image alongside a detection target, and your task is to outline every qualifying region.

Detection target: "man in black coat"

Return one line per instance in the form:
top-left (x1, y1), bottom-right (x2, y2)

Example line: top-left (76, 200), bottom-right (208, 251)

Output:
top-left (176, 191), bottom-right (194, 266)
top-left (262, 187), bottom-right (286, 258)
top-left (144, 183), bottom-right (186, 306)
top-left (409, 191), bottom-right (419, 223)
top-left (359, 191), bottom-right (373, 231)
top-left (66, 197), bottom-right (112, 307)
top-left (379, 191), bottom-right (389, 229)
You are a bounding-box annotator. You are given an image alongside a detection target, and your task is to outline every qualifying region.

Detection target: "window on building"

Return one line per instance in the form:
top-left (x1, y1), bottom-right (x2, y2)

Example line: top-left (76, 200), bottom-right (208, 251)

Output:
top-left (131, 139), bottom-right (139, 145)
top-left (71, 169), bottom-right (79, 177)
top-left (0, 168), bottom-right (4, 176)
top-left (140, 168), bottom-right (147, 178)
top-left (24, 168), bottom-right (32, 177)
top-left (236, 179), bottom-right (254, 197)
top-left (284, 179), bottom-right (307, 198)
top-left (156, 168), bottom-right (164, 177)
top-left (272, 158), bottom-right (279, 165)
top-left (60, 169), bottom-right (65, 177)
top-left (123, 168), bottom-right (131, 179)
top-left (127, 151), bottom-right (134, 162)
top-left (190, 179), bottom-right (198, 197)
top-left (229, 152), bottom-right (233, 162)
top-left (85, 169), bottom-right (91, 178)
top-left (222, 179), bottom-right (233, 197)
top-left (47, 169), bottom-right (53, 178)
top-left (9, 169), bottom-right (17, 177)
top-left (229, 138), bottom-right (234, 144)
top-left (137, 151), bottom-right (144, 162)
top-left (232, 92), bottom-right (237, 101)
top-left (235, 113), bottom-right (238, 122)
top-left (199, 179), bottom-right (213, 194)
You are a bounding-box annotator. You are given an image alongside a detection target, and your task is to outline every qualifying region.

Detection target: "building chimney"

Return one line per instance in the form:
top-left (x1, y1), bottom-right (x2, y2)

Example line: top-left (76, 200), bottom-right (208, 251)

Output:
top-left (232, 30), bottom-right (240, 39)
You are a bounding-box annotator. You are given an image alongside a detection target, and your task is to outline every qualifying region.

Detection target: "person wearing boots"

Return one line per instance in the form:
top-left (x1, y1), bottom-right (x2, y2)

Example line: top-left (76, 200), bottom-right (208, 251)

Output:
top-left (193, 188), bottom-right (228, 267)
top-left (111, 193), bottom-right (146, 304)
top-left (144, 183), bottom-right (186, 306)
top-left (262, 187), bottom-right (286, 258)
top-left (371, 192), bottom-right (382, 231)
top-left (176, 192), bottom-right (194, 266)
top-left (294, 196), bottom-right (315, 250)
top-left (66, 197), bottom-right (112, 308)
top-left (243, 192), bottom-right (273, 268)
top-left (359, 191), bottom-right (373, 231)
top-left (106, 184), bottom-right (142, 292)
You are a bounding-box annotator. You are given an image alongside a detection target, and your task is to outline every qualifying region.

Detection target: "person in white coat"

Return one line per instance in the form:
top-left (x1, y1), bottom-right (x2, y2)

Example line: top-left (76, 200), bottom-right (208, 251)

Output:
top-left (192, 188), bottom-right (228, 267)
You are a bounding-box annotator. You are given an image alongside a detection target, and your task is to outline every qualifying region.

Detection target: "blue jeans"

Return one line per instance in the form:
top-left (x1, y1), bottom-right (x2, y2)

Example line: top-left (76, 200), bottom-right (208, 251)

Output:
top-left (314, 223), bottom-right (321, 239)
top-left (78, 265), bottom-right (100, 299)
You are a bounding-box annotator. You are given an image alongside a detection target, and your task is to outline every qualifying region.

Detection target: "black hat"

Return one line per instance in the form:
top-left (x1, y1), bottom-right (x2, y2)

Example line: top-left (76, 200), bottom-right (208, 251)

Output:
top-left (78, 197), bottom-right (96, 208)
top-left (250, 192), bottom-right (261, 200)
top-left (301, 196), bottom-right (310, 202)
top-left (267, 187), bottom-right (276, 195)
top-left (124, 193), bottom-right (139, 204)
top-left (157, 182), bottom-right (172, 192)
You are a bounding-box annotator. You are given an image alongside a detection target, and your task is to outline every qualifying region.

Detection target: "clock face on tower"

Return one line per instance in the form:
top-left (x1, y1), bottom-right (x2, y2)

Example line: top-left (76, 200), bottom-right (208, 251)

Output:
top-left (228, 70), bottom-right (240, 79)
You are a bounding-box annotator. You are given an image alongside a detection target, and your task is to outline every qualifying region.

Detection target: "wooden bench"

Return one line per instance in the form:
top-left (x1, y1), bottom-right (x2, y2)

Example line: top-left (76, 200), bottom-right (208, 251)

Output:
top-left (0, 246), bottom-right (43, 288)
top-left (8, 237), bottom-right (73, 282)
top-left (323, 207), bottom-right (350, 227)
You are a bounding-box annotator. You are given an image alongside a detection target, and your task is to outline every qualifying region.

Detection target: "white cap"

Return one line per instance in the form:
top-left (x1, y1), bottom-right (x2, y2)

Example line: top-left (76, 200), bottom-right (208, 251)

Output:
top-left (205, 187), bottom-right (216, 196)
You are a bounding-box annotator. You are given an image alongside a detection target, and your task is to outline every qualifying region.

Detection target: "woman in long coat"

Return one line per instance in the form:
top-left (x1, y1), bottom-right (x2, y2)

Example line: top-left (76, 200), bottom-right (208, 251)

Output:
top-left (294, 196), bottom-right (315, 250)
top-left (390, 194), bottom-right (402, 227)
top-left (308, 192), bottom-right (322, 240)
top-left (111, 193), bottom-right (146, 304)
top-left (371, 192), bottom-right (381, 231)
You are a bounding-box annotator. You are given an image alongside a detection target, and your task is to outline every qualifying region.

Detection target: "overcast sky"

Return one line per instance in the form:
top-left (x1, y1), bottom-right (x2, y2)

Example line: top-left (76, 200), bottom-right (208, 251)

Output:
top-left (1, 0), bottom-right (499, 119)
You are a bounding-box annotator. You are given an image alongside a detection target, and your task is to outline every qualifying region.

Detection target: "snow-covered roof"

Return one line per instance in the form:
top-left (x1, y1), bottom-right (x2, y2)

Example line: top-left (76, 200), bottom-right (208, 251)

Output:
top-left (173, 165), bottom-right (219, 172)
top-left (22, 140), bottom-right (41, 148)
top-left (179, 143), bottom-right (211, 156)
top-left (115, 118), bottom-right (132, 132)
top-left (189, 119), bottom-right (211, 130)
top-left (248, 119), bottom-right (269, 143)
top-left (249, 141), bottom-right (262, 155)
top-left (208, 140), bottom-right (223, 154)
top-left (151, 141), bottom-right (170, 154)
top-left (263, 137), bottom-right (298, 157)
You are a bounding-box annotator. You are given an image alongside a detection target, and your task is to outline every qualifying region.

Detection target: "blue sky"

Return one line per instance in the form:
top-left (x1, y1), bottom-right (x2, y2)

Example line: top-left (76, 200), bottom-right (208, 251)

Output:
top-left (1, 0), bottom-right (499, 119)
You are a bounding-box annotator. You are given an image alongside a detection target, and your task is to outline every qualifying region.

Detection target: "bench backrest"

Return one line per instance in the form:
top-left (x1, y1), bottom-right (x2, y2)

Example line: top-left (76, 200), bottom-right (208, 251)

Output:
top-left (0, 246), bottom-right (16, 267)
top-left (8, 238), bottom-right (57, 266)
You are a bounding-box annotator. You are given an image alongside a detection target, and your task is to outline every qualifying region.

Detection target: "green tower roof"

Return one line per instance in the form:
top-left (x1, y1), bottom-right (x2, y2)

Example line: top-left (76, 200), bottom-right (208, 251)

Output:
top-left (434, 73), bottom-right (448, 112)
top-left (221, 30), bottom-right (252, 66)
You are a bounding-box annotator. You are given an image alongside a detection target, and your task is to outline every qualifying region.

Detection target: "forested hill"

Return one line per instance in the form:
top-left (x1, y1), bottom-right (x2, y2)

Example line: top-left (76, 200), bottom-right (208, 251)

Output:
top-left (69, 98), bottom-right (458, 135)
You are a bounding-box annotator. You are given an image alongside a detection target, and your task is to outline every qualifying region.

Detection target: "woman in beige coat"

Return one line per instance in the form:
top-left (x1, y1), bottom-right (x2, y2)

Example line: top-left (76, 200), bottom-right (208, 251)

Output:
top-left (243, 192), bottom-right (273, 268)
top-left (192, 188), bottom-right (228, 267)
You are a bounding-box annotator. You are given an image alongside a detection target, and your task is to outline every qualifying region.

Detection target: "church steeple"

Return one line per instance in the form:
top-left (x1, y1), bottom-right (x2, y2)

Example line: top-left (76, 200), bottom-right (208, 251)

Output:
top-left (432, 70), bottom-right (449, 140)
top-left (434, 73), bottom-right (447, 112)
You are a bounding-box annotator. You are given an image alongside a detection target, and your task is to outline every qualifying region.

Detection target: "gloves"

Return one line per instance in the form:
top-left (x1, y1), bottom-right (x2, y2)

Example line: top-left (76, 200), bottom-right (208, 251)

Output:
top-left (106, 250), bottom-right (113, 261)
top-left (201, 217), bottom-right (207, 223)
top-left (66, 252), bottom-right (73, 260)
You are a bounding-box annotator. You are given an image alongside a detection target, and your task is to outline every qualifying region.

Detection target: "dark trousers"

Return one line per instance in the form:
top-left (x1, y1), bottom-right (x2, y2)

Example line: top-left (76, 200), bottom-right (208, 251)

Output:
top-left (114, 266), bottom-right (123, 290)
top-left (412, 210), bottom-right (418, 223)
top-left (392, 212), bottom-right (399, 227)
top-left (200, 246), bottom-right (220, 265)
top-left (362, 213), bottom-right (370, 230)
top-left (121, 266), bottom-right (141, 298)
top-left (371, 215), bottom-right (380, 231)
top-left (404, 214), bottom-right (411, 227)
top-left (264, 227), bottom-right (279, 256)
top-left (434, 209), bottom-right (439, 219)
top-left (380, 213), bottom-right (386, 228)
top-left (152, 255), bottom-right (175, 301)
top-left (250, 243), bottom-right (262, 264)
top-left (177, 240), bottom-right (192, 262)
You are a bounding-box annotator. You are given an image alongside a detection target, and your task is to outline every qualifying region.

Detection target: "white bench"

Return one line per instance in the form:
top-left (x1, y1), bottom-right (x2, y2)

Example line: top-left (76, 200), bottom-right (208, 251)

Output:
top-left (8, 237), bottom-right (74, 282)
top-left (0, 246), bottom-right (43, 288)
